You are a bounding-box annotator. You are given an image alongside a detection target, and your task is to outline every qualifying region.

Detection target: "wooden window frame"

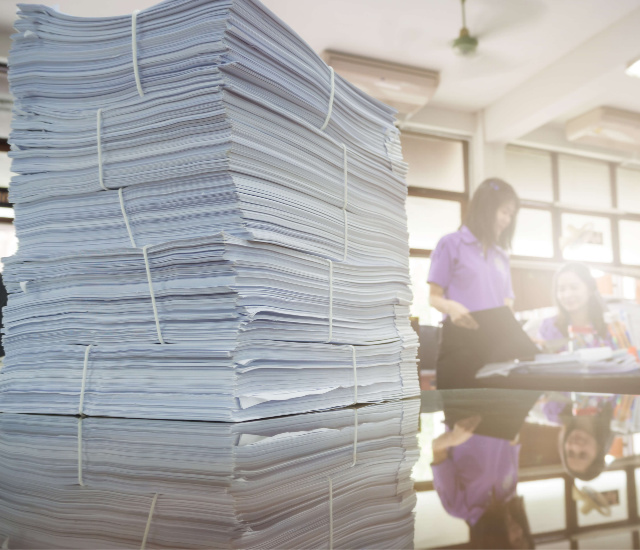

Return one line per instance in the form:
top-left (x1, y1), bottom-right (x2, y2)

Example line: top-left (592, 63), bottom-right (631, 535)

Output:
top-left (0, 138), bottom-right (11, 223)
top-left (511, 149), bottom-right (640, 270)
top-left (406, 141), bottom-right (640, 270)
top-left (405, 133), bottom-right (470, 259)
top-left (418, 457), bottom-right (640, 549)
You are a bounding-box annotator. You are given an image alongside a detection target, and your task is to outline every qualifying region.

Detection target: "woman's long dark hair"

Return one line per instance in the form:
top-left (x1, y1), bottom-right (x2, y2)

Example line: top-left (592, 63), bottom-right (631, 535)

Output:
top-left (558, 402), bottom-right (614, 481)
top-left (464, 178), bottom-right (520, 251)
top-left (553, 263), bottom-right (608, 338)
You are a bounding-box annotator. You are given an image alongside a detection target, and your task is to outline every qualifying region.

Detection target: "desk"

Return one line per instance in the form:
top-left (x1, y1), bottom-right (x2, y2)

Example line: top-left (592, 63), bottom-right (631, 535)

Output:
top-left (477, 372), bottom-right (640, 394)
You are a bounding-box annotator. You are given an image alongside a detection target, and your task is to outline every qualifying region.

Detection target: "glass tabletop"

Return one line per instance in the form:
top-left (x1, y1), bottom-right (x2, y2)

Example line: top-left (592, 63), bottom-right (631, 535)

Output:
top-left (3, 390), bottom-right (640, 549)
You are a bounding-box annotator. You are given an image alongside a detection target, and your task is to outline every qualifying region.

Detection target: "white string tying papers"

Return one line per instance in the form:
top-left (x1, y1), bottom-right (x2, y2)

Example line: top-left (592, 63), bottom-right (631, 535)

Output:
top-left (326, 259), bottom-right (333, 343)
top-left (342, 144), bottom-right (348, 209)
top-left (19, 281), bottom-right (27, 294)
top-left (142, 245), bottom-right (165, 345)
top-left (341, 144), bottom-right (348, 261)
top-left (140, 493), bottom-right (159, 550)
top-left (132, 10), bottom-right (145, 98)
top-left (119, 188), bottom-right (137, 247)
top-left (96, 109), bottom-right (108, 191)
top-left (77, 418), bottom-right (84, 487)
top-left (1, 536), bottom-right (9, 549)
top-left (78, 345), bottom-right (92, 416)
top-left (320, 67), bottom-right (335, 131)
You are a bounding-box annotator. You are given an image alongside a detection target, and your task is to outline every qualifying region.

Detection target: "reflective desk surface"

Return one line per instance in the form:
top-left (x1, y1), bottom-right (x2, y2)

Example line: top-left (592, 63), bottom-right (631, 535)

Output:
top-left (4, 390), bottom-right (640, 549)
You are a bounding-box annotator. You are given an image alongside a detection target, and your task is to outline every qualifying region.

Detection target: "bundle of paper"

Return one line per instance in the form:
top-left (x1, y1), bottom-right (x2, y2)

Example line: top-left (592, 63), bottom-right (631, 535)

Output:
top-left (0, 339), bottom-right (418, 421)
top-left (10, 0), bottom-right (400, 154)
top-left (3, 233), bottom-right (412, 348)
top-left (1, 234), bottom-right (418, 420)
top-left (0, 399), bottom-right (419, 549)
top-left (3, 0), bottom-right (419, 420)
top-left (11, 87), bottom-right (408, 266)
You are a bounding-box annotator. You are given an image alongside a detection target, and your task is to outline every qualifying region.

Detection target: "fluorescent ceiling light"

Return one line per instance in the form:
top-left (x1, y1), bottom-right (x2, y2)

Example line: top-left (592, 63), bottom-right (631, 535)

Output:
top-left (625, 57), bottom-right (640, 78)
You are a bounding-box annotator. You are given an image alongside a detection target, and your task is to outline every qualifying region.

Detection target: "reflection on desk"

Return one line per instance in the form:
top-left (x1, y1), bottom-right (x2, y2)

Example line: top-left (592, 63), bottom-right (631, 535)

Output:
top-left (7, 389), bottom-right (640, 549)
top-left (0, 400), bottom-right (419, 549)
top-left (416, 389), bottom-right (640, 550)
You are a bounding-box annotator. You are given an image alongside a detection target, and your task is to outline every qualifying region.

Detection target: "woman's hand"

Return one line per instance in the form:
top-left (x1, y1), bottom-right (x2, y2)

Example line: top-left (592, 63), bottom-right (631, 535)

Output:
top-left (429, 284), bottom-right (479, 330)
top-left (447, 415), bottom-right (482, 447)
top-left (432, 415), bottom-right (482, 463)
top-left (447, 301), bottom-right (479, 330)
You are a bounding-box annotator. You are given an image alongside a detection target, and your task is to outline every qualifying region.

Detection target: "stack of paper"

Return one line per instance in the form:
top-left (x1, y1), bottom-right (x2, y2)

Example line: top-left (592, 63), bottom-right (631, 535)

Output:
top-left (1, 234), bottom-right (417, 421)
top-left (2, 0), bottom-right (419, 420)
top-left (11, 87), bottom-right (409, 266)
top-left (0, 399), bottom-right (420, 549)
top-left (9, 1), bottom-right (408, 267)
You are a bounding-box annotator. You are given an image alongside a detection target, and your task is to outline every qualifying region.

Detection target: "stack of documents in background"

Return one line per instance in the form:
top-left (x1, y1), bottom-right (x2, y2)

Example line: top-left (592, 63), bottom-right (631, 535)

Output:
top-left (1, 0), bottom-right (419, 420)
top-left (476, 347), bottom-right (640, 379)
top-left (0, 400), bottom-right (419, 549)
top-left (609, 302), bottom-right (640, 348)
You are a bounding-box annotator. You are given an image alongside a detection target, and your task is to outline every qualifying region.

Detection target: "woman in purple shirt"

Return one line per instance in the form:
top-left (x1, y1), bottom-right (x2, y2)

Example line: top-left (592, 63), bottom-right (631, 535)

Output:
top-left (428, 178), bottom-right (520, 388)
top-left (432, 416), bottom-right (534, 548)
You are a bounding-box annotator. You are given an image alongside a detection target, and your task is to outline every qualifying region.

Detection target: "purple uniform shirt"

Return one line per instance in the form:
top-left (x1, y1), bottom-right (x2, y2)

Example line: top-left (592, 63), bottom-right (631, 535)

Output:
top-left (542, 393), bottom-right (618, 424)
top-left (432, 434), bottom-right (520, 526)
top-left (428, 226), bottom-right (514, 313)
top-left (538, 316), bottom-right (613, 351)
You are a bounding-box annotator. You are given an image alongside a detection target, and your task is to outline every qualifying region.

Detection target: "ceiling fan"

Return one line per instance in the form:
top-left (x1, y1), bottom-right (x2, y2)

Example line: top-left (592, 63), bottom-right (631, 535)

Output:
top-left (452, 0), bottom-right (479, 56)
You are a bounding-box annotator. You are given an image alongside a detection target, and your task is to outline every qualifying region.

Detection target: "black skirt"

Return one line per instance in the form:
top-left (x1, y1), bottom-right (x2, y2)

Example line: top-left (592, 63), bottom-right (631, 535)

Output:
top-left (436, 318), bottom-right (485, 389)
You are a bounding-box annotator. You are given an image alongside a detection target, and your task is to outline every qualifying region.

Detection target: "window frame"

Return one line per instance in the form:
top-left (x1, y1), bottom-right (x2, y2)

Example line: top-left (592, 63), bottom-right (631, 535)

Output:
top-left (0, 139), bottom-right (11, 223)
top-left (404, 131), bottom-right (471, 259)
top-left (509, 147), bottom-right (640, 270)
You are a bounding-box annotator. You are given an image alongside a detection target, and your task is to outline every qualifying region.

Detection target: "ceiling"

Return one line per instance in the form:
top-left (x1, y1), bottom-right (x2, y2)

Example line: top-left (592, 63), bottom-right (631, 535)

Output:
top-left (1, 0), bottom-right (640, 139)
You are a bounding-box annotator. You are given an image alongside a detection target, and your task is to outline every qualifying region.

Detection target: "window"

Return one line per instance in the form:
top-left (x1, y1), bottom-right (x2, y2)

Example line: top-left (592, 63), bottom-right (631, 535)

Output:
top-left (406, 197), bottom-right (461, 250)
top-left (506, 146), bottom-right (553, 203)
top-left (512, 208), bottom-right (554, 258)
top-left (561, 213), bottom-right (613, 263)
top-left (558, 155), bottom-right (611, 209)
top-left (518, 478), bottom-right (566, 533)
top-left (0, 222), bottom-right (16, 272)
top-left (507, 146), bottom-right (640, 269)
top-left (402, 133), bottom-right (469, 326)
top-left (400, 133), bottom-right (465, 192)
top-left (619, 219), bottom-right (640, 266)
top-left (0, 150), bottom-right (10, 189)
top-left (576, 470), bottom-right (628, 527)
top-left (0, 144), bottom-right (16, 270)
top-left (409, 257), bottom-right (442, 325)
top-left (617, 166), bottom-right (640, 214)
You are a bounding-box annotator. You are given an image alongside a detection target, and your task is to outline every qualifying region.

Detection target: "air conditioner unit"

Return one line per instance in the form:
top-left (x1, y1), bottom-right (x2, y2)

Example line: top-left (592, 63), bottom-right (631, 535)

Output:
top-left (565, 107), bottom-right (640, 153)
top-left (321, 50), bottom-right (439, 116)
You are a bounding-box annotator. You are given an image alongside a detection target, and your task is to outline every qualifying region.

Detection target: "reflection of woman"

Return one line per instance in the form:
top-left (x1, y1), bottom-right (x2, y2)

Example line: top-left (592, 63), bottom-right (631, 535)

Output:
top-left (538, 263), bottom-right (611, 352)
top-left (428, 178), bottom-right (520, 388)
top-left (543, 393), bottom-right (615, 481)
top-left (432, 417), bottom-right (534, 549)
